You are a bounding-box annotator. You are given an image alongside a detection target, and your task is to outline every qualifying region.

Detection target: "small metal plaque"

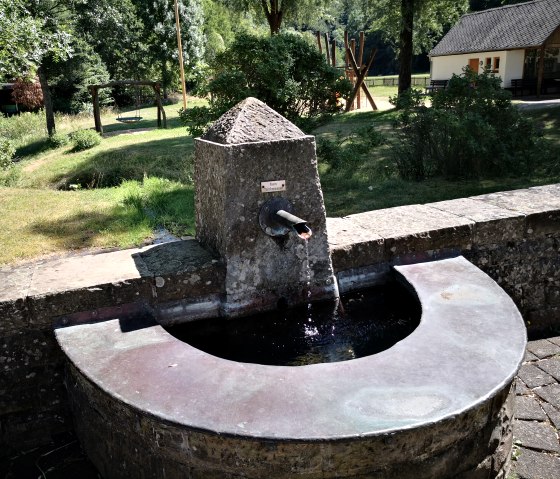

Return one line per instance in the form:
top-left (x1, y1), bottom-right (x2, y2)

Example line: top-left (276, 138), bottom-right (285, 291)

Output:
top-left (261, 180), bottom-right (286, 193)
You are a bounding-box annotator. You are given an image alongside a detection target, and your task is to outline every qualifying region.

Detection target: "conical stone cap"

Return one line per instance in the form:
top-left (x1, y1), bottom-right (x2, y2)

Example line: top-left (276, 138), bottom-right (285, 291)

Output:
top-left (201, 97), bottom-right (305, 145)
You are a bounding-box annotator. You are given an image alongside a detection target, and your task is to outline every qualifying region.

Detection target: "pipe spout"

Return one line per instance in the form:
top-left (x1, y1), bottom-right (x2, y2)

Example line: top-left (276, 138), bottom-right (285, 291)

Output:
top-left (259, 198), bottom-right (312, 239)
top-left (276, 210), bottom-right (313, 240)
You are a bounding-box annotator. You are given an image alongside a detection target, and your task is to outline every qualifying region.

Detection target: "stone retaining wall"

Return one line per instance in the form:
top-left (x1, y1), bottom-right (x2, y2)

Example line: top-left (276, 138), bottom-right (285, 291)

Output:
top-left (1, 184), bottom-right (559, 454)
top-left (328, 184), bottom-right (560, 333)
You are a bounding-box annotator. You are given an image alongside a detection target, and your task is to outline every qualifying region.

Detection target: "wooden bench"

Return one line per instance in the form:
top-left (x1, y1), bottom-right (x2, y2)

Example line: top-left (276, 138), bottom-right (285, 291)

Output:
top-left (424, 79), bottom-right (448, 95)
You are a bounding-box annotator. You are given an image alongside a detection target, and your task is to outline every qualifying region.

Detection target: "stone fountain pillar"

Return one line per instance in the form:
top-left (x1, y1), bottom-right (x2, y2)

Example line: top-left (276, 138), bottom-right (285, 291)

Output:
top-left (194, 97), bottom-right (338, 317)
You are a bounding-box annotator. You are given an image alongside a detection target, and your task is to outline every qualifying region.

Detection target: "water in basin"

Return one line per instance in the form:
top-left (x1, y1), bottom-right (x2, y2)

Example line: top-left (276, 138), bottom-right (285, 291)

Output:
top-left (164, 282), bottom-right (420, 366)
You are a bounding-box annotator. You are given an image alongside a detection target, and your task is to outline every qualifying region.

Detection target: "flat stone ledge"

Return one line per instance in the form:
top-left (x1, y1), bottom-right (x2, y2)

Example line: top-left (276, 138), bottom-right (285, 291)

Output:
top-left (472, 188), bottom-right (560, 236)
top-left (327, 184), bottom-right (560, 273)
top-left (430, 197), bottom-right (525, 245)
top-left (347, 204), bottom-right (474, 258)
top-left (2, 184), bottom-right (560, 327)
top-left (0, 240), bottom-right (221, 330)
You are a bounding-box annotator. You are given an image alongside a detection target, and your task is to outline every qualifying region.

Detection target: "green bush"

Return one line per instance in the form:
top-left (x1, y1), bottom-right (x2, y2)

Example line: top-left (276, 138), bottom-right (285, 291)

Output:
top-left (0, 137), bottom-right (16, 170)
top-left (70, 129), bottom-right (101, 151)
top-left (48, 132), bottom-right (70, 148)
top-left (178, 106), bottom-right (215, 137)
top-left (317, 124), bottom-right (386, 170)
top-left (391, 68), bottom-right (543, 180)
top-left (181, 33), bottom-right (352, 134)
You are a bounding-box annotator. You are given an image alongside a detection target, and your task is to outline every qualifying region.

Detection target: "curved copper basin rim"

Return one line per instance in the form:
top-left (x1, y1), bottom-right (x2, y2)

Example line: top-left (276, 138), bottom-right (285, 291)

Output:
top-left (55, 256), bottom-right (526, 441)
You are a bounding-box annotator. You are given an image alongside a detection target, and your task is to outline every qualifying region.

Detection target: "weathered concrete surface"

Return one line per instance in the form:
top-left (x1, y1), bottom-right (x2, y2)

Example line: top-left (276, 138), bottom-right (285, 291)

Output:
top-left (3, 337), bottom-right (559, 478)
top-left (56, 257), bottom-right (525, 478)
top-left (195, 98), bottom-right (337, 316)
top-left (430, 197), bottom-right (525, 245)
top-left (347, 204), bottom-right (474, 258)
top-left (326, 217), bottom-right (385, 272)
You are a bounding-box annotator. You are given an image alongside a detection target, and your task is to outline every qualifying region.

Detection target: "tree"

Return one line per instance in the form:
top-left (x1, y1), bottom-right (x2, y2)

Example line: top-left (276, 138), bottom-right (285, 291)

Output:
top-left (132, 0), bottom-right (205, 96)
top-left (221, 1), bottom-right (332, 35)
top-left (368, 0), bottom-right (469, 94)
top-left (0, 0), bottom-right (73, 135)
top-left (0, 1), bottom-right (44, 77)
top-left (179, 33), bottom-right (352, 134)
top-left (11, 78), bottom-right (44, 109)
top-left (74, 0), bottom-right (149, 82)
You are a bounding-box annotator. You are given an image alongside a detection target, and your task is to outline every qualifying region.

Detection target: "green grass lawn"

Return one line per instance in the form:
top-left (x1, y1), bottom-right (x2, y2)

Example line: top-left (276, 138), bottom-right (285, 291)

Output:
top-left (1, 98), bottom-right (559, 265)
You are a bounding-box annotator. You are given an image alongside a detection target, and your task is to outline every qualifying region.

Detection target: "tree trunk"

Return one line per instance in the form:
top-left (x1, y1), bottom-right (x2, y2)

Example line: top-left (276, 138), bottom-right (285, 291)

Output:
top-left (262, 0), bottom-right (283, 35)
top-left (37, 66), bottom-right (56, 136)
top-left (398, 0), bottom-right (414, 95)
top-left (162, 61), bottom-right (170, 99)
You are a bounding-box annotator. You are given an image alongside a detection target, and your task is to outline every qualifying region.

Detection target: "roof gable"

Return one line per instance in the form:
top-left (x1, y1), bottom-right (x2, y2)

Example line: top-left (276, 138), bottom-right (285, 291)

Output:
top-left (430, 0), bottom-right (560, 57)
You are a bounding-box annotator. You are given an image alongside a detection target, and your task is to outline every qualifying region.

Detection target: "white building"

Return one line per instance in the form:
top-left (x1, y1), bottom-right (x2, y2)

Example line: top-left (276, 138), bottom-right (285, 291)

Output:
top-left (429, 0), bottom-right (560, 94)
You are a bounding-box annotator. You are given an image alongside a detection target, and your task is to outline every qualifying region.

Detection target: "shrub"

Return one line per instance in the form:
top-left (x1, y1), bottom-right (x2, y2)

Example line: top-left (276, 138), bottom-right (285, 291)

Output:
top-left (178, 106), bottom-right (216, 137)
top-left (317, 124), bottom-right (386, 170)
top-left (48, 132), bottom-right (70, 148)
top-left (70, 130), bottom-right (101, 151)
top-left (180, 33), bottom-right (352, 134)
top-left (391, 68), bottom-right (542, 180)
top-left (0, 137), bottom-right (16, 170)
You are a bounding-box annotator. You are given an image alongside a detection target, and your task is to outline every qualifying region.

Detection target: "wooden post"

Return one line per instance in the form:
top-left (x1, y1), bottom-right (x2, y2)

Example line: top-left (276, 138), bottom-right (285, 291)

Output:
top-left (324, 33), bottom-right (331, 66)
top-left (350, 38), bottom-right (356, 110)
top-left (344, 31), bottom-right (349, 73)
top-left (357, 32), bottom-right (365, 109)
top-left (331, 39), bottom-right (336, 68)
top-left (90, 86), bottom-right (103, 135)
top-left (153, 83), bottom-right (167, 129)
top-left (537, 45), bottom-right (545, 99)
top-left (174, 0), bottom-right (188, 110)
top-left (345, 47), bottom-right (377, 112)
top-left (316, 31), bottom-right (322, 55)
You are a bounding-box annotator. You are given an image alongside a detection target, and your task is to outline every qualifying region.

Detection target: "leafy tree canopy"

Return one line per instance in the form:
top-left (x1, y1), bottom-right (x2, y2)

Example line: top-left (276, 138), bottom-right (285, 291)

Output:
top-left (0, 0), bottom-right (72, 79)
top-left (368, 0), bottom-right (469, 54)
top-left (220, 0), bottom-right (332, 34)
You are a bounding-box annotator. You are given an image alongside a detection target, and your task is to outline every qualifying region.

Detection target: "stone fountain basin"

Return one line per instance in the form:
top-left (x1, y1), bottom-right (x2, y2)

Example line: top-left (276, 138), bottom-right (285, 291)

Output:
top-left (55, 256), bottom-right (526, 478)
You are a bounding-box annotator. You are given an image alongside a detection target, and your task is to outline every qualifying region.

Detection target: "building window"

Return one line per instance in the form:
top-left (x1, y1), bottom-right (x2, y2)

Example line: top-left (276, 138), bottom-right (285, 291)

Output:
top-left (485, 57), bottom-right (492, 70)
top-left (493, 57), bottom-right (500, 72)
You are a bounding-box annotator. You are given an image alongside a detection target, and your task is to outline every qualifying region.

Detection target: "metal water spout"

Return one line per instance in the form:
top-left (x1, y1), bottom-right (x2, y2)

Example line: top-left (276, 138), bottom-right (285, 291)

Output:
top-left (276, 210), bottom-right (313, 240)
top-left (258, 197), bottom-right (312, 240)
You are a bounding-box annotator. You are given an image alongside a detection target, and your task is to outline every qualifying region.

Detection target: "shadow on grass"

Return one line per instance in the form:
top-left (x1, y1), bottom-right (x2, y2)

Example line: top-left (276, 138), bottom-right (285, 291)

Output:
top-left (27, 185), bottom-right (195, 252)
top-left (27, 207), bottom-right (149, 250)
top-left (51, 134), bottom-right (194, 189)
top-left (15, 138), bottom-right (51, 158)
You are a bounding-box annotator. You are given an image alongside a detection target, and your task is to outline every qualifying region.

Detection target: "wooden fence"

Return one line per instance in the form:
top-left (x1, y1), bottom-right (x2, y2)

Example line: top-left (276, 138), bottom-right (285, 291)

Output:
top-left (364, 76), bottom-right (430, 87)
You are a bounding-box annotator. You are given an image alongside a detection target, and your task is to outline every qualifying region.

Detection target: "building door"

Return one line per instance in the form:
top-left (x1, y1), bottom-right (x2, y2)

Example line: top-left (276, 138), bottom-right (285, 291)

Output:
top-left (468, 58), bottom-right (479, 73)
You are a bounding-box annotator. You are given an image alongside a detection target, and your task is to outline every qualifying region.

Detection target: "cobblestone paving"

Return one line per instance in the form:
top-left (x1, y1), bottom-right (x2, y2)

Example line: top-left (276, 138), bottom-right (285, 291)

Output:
top-left (510, 337), bottom-right (560, 479)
